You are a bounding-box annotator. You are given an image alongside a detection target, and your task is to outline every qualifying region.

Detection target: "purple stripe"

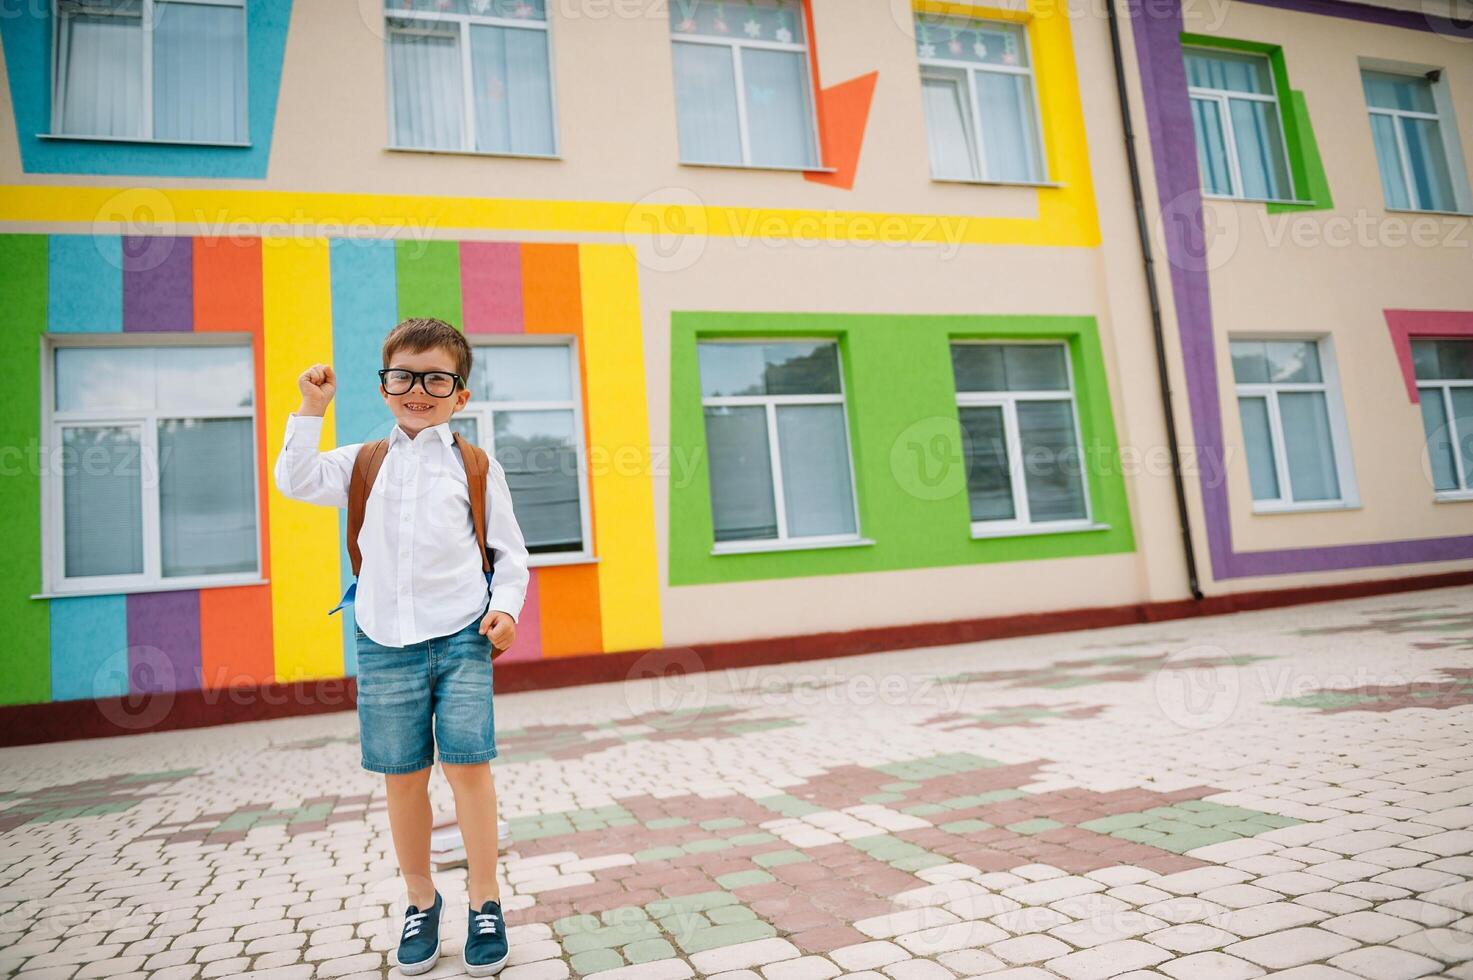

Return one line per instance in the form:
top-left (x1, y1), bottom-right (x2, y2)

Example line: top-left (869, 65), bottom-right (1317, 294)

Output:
top-left (1127, 0), bottom-right (1473, 579)
top-left (1234, 0), bottom-right (1466, 34)
top-left (128, 591), bottom-right (202, 694)
top-left (123, 236), bottom-right (193, 332)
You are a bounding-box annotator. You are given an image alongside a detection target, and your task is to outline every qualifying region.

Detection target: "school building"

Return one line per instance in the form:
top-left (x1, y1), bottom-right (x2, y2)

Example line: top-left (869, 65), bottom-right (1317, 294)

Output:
top-left (1, 0), bottom-right (1470, 741)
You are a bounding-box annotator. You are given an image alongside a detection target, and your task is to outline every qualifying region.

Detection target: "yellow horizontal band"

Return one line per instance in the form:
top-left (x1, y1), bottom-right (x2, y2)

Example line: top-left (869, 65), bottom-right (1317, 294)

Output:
top-left (0, 182), bottom-right (1099, 250)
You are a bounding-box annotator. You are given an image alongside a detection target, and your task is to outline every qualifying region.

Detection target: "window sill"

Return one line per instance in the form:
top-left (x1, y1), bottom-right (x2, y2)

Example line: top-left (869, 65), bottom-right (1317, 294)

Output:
top-left (679, 159), bottom-right (838, 175)
top-left (1434, 490), bottom-right (1473, 503)
top-left (529, 552), bottom-right (598, 568)
top-left (37, 132), bottom-right (252, 149)
top-left (33, 576), bottom-right (269, 600)
top-left (931, 176), bottom-right (1061, 189)
top-left (1250, 500), bottom-right (1360, 515)
top-left (1384, 206), bottom-right (1473, 218)
top-left (385, 144), bottom-right (561, 161)
top-left (970, 521), bottom-right (1109, 540)
top-left (1202, 193), bottom-right (1317, 207)
top-left (711, 535), bottom-right (874, 556)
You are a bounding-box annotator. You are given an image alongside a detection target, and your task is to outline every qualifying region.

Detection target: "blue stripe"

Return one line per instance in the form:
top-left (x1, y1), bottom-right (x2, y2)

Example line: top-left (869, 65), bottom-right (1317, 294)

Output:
top-left (329, 238), bottom-right (399, 675)
top-left (48, 236), bottom-right (123, 333)
top-left (51, 596), bottom-right (130, 701)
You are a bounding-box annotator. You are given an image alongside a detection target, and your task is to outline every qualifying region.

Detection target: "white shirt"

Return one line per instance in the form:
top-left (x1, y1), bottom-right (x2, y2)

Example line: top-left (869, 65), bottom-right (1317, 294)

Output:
top-left (273, 413), bottom-right (530, 648)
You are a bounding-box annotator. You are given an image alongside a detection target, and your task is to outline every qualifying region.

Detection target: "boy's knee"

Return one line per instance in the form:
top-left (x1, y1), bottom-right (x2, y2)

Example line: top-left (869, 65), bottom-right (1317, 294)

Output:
top-left (384, 767), bottom-right (432, 791)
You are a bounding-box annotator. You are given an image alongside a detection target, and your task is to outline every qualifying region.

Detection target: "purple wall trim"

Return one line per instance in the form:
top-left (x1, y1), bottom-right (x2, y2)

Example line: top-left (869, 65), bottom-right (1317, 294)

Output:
top-left (127, 591), bottom-right (203, 694)
top-left (1233, 0), bottom-right (1466, 34)
top-left (123, 236), bottom-right (193, 332)
top-left (1127, 0), bottom-right (1473, 580)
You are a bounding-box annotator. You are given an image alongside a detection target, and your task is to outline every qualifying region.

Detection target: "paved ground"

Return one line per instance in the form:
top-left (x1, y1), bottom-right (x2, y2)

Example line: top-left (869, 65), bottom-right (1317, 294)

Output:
top-left (2, 587), bottom-right (1472, 980)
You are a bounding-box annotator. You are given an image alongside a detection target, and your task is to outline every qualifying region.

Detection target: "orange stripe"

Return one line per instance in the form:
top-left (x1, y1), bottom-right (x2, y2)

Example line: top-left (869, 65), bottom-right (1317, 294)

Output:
top-left (522, 244), bottom-right (602, 655)
top-left (194, 237), bottom-right (276, 689)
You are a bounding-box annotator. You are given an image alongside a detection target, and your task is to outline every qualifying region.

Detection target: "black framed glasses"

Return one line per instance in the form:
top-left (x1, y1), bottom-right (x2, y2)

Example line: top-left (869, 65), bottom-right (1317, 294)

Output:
top-left (379, 368), bottom-right (464, 397)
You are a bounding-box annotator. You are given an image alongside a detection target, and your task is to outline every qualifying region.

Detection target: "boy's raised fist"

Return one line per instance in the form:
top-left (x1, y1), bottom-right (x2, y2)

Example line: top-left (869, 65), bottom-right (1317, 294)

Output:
top-left (297, 363), bottom-right (336, 416)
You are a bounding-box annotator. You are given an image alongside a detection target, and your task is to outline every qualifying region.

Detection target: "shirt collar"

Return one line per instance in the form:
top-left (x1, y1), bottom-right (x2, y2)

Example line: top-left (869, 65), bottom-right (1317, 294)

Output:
top-left (390, 421), bottom-right (454, 450)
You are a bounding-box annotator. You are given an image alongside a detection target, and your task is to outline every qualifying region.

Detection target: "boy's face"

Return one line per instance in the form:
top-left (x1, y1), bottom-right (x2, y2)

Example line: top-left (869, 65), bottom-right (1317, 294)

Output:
top-left (381, 344), bottom-right (471, 437)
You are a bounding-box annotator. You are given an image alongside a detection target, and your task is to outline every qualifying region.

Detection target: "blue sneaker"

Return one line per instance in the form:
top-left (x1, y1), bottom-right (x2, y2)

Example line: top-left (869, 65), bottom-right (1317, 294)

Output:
top-left (394, 890), bottom-right (443, 975)
top-left (464, 898), bottom-right (510, 976)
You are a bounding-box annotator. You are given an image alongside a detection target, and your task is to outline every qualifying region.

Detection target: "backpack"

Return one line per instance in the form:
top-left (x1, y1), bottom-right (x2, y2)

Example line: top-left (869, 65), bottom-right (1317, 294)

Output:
top-left (328, 431), bottom-right (498, 615)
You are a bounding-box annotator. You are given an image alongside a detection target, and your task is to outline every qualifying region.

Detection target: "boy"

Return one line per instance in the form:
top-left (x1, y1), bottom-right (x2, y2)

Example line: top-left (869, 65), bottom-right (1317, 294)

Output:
top-left (274, 317), bottom-right (529, 976)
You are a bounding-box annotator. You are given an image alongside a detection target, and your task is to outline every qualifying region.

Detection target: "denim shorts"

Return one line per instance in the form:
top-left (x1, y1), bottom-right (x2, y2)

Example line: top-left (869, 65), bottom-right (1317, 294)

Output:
top-left (354, 613), bottom-right (498, 774)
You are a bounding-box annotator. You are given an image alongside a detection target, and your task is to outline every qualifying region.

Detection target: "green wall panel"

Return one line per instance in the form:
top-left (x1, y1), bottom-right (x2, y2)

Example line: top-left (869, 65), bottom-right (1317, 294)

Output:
top-left (668, 312), bottom-right (1136, 587)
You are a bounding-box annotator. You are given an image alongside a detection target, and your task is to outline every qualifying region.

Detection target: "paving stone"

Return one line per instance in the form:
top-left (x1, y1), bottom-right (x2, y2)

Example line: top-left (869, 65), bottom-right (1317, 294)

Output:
top-left (1224, 927), bottom-right (1359, 968)
top-left (1044, 939), bottom-right (1171, 979)
top-left (1328, 945), bottom-right (1442, 980)
top-left (1157, 951), bottom-right (1265, 979)
top-left (1321, 910), bottom-right (1422, 944)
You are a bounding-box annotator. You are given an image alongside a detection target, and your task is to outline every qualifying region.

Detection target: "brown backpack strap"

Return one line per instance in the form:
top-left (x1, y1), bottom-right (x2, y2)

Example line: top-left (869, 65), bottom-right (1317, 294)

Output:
top-left (346, 439), bottom-right (389, 577)
top-left (454, 432), bottom-right (493, 573)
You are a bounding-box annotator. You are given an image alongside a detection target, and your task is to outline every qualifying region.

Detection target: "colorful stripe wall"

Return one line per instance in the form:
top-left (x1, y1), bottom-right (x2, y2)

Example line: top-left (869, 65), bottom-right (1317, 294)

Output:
top-left (1127, 0), bottom-right (1473, 578)
top-left (0, 234), bottom-right (660, 708)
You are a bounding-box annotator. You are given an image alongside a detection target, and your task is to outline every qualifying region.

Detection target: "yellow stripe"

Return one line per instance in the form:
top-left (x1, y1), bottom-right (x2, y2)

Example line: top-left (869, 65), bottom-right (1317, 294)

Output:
top-left (1030, 0), bottom-right (1098, 242)
top-left (578, 244), bottom-right (662, 652)
top-left (261, 237), bottom-right (345, 681)
top-left (0, 177), bottom-right (1099, 249)
top-left (912, 1), bottom-right (1032, 23)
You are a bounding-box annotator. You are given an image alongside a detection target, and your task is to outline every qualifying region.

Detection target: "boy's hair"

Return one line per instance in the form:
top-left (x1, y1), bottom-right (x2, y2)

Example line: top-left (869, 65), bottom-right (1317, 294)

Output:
top-left (382, 317), bottom-right (473, 383)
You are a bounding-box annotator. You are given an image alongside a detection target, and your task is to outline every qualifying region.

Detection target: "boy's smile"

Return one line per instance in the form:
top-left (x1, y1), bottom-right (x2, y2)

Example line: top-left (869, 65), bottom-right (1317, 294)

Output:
top-left (381, 344), bottom-right (471, 437)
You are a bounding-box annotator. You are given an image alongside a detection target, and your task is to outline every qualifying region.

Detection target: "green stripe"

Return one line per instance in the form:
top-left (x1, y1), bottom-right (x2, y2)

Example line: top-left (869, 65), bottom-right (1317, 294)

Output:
top-left (668, 313), bottom-right (1135, 587)
top-left (394, 240), bottom-right (463, 328)
top-left (0, 235), bottom-right (52, 705)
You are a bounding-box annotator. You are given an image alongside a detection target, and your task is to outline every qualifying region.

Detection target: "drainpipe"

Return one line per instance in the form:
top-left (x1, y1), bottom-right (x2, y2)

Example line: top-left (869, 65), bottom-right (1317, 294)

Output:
top-left (1104, 0), bottom-right (1205, 602)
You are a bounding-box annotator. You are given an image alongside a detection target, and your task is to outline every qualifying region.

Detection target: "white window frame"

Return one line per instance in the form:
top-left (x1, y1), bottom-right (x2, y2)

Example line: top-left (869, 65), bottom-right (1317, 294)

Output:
top-left (699, 337), bottom-right (866, 554)
top-left (1230, 335), bottom-right (1359, 514)
top-left (1414, 341), bottom-right (1473, 502)
top-left (1361, 68), bottom-right (1468, 215)
top-left (456, 336), bottom-right (592, 566)
top-left (670, 8), bottom-right (824, 171)
top-left (47, 0), bottom-right (250, 147)
top-left (1184, 46), bottom-right (1296, 203)
top-left (914, 19), bottom-right (1050, 185)
top-left (383, 1), bottom-right (561, 159)
top-left (952, 340), bottom-right (1096, 538)
top-left (38, 332), bottom-right (265, 597)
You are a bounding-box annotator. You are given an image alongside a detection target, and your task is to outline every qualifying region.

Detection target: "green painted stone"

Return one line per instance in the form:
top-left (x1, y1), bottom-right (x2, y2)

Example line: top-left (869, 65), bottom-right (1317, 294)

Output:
top-left (1006, 818), bottom-right (1064, 835)
top-left (1154, 829), bottom-right (1241, 853)
top-left (753, 850), bottom-right (810, 868)
top-left (570, 948), bottom-right (625, 974)
top-left (901, 803), bottom-right (949, 817)
top-left (648, 817), bottom-right (690, 829)
top-left (554, 913), bottom-right (603, 936)
top-left (647, 891), bottom-right (738, 916)
top-left (706, 904), bottom-right (757, 925)
top-left (727, 832), bottom-right (779, 846)
top-left (1113, 827), bottom-right (1165, 844)
top-left (715, 869), bottom-right (775, 889)
top-left (674, 920), bottom-right (777, 954)
top-left (700, 817), bottom-right (745, 831)
top-left (1079, 813), bottom-right (1153, 833)
top-left (891, 854), bottom-right (949, 872)
top-left (939, 819), bottom-right (995, 833)
top-left (861, 792), bottom-right (906, 804)
top-left (623, 938), bottom-right (677, 964)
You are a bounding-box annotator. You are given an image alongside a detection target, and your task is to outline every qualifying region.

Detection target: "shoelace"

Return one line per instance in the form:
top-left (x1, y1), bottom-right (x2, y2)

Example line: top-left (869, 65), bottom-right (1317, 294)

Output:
top-left (403, 908), bottom-right (429, 940)
top-left (474, 910), bottom-right (500, 936)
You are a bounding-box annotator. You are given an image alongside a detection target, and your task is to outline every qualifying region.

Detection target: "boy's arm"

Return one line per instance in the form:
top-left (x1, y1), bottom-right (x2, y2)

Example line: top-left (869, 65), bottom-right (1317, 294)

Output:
top-left (484, 455), bottom-right (531, 623)
top-left (272, 412), bottom-right (359, 507)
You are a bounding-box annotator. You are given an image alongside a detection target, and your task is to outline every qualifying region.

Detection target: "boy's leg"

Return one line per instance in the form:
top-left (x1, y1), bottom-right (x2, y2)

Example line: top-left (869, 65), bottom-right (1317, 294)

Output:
top-left (442, 762), bottom-right (502, 907)
top-left (385, 767), bottom-right (438, 908)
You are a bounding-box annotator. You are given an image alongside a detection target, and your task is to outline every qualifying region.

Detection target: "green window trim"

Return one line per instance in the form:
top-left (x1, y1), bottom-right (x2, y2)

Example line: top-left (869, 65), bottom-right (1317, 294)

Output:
top-left (668, 312), bottom-right (1136, 587)
top-left (1180, 33), bottom-right (1334, 213)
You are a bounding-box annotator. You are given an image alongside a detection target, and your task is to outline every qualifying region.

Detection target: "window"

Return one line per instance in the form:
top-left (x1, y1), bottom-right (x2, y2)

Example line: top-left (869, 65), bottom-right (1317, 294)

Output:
top-left (1230, 339), bottom-right (1357, 511)
top-left (45, 340), bottom-right (260, 593)
top-left (697, 340), bottom-right (860, 550)
top-left (914, 15), bottom-right (1045, 183)
top-left (51, 0), bottom-right (248, 144)
top-left (669, 0), bottom-right (819, 169)
top-left (1413, 338), bottom-right (1473, 497)
top-left (384, 0), bottom-right (557, 156)
top-left (1362, 70), bottom-right (1459, 213)
top-left (449, 341), bottom-right (590, 559)
top-left (1184, 47), bottom-right (1293, 201)
top-left (951, 342), bottom-right (1090, 534)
